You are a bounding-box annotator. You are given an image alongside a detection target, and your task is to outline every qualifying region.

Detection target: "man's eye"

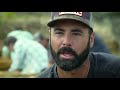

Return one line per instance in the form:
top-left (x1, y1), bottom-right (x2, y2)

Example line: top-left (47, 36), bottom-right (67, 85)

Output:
top-left (55, 32), bottom-right (63, 34)
top-left (73, 33), bottom-right (81, 36)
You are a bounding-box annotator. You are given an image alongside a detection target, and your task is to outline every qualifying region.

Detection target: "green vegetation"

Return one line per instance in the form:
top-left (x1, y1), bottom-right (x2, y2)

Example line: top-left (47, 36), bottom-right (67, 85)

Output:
top-left (93, 12), bottom-right (120, 56)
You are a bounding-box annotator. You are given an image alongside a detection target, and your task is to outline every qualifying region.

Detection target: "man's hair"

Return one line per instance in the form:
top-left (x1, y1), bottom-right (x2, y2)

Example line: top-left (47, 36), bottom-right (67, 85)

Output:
top-left (34, 32), bottom-right (45, 41)
top-left (5, 36), bottom-right (17, 46)
top-left (89, 28), bottom-right (93, 35)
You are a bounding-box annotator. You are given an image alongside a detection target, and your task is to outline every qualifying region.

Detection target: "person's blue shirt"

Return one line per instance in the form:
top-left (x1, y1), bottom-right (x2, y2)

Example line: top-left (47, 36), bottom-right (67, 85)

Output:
top-left (91, 33), bottom-right (110, 53)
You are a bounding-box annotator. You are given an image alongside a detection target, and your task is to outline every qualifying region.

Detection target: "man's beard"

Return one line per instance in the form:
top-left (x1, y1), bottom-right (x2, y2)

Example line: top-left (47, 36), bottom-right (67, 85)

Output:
top-left (50, 39), bottom-right (90, 71)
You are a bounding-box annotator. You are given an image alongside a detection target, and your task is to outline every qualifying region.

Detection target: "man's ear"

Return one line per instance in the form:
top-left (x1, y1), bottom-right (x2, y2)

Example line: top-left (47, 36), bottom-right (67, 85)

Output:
top-left (90, 32), bottom-right (94, 48)
top-left (49, 27), bottom-right (51, 32)
top-left (49, 28), bottom-right (51, 39)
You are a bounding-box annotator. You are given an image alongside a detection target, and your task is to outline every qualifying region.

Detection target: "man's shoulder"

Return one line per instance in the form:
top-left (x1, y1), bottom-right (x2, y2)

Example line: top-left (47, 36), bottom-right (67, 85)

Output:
top-left (37, 65), bottom-right (55, 78)
top-left (90, 52), bottom-right (120, 76)
top-left (37, 68), bottom-right (51, 78)
top-left (90, 52), bottom-right (120, 62)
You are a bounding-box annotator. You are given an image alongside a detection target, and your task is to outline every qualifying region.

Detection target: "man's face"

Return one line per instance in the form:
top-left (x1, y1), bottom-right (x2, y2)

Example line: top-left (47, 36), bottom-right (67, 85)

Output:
top-left (8, 43), bottom-right (14, 52)
top-left (50, 20), bottom-right (94, 71)
top-left (41, 38), bottom-right (48, 48)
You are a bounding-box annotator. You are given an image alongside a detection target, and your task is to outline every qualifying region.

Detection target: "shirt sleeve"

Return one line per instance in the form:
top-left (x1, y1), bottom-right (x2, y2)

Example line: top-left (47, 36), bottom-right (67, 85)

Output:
top-left (9, 40), bottom-right (26, 72)
top-left (8, 52), bottom-right (20, 72)
top-left (20, 43), bottom-right (49, 75)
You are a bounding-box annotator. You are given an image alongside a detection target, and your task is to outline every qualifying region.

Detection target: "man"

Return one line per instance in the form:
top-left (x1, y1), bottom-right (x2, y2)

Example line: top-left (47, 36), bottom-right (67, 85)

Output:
top-left (34, 32), bottom-right (49, 49)
top-left (2, 30), bottom-right (34, 59)
top-left (38, 12), bottom-right (120, 78)
top-left (5, 36), bottom-right (48, 75)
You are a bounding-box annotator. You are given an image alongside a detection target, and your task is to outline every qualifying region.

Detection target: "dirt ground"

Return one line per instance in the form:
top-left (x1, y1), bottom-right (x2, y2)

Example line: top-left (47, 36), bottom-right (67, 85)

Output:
top-left (0, 57), bottom-right (38, 78)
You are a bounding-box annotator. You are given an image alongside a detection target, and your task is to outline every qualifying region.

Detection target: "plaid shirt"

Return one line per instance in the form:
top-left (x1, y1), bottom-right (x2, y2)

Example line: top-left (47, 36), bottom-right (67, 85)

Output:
top-left (9, 39), bottom-right (48, 75)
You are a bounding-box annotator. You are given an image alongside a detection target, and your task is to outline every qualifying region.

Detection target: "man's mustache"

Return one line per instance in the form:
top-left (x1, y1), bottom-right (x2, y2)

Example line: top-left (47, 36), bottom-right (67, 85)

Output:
top-left (57, 47), bottom-right (77, 56)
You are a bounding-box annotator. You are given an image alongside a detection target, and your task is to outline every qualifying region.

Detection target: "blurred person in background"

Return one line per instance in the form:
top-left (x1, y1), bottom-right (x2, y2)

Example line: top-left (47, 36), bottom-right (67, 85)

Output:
top-left (1, 30), bottom-right (22, 59)
top-left (91, 33), bottom-right (110, 53)
top-left (1, 41), bottom-right (10, 59)
top-left (7, 30), bottom-right (34, 40)
top-left (34, 32), bottom-right (49, 50)
top-left (5, 36), bottom-right (48, 75)
top-left (34, 32), bottom-right (51, 71)
top-left (0, 30), bottom-right (31, 72)
top-left (1, 30), bottom-right (34, 59)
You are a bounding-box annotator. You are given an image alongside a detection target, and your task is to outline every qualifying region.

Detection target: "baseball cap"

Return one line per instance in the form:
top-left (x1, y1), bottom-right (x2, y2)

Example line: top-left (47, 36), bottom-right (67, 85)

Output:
top-left (47, 12), bottom-right (93, 30)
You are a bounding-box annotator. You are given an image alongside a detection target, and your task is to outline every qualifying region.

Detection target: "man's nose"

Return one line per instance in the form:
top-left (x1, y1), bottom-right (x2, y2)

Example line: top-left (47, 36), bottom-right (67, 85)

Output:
top-left (62, 35), bottom-right (72, 47)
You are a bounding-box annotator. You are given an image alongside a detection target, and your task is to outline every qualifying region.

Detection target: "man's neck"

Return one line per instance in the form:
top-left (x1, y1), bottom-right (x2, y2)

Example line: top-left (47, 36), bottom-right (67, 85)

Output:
top-left (57, 58), bottom-right (90, 78)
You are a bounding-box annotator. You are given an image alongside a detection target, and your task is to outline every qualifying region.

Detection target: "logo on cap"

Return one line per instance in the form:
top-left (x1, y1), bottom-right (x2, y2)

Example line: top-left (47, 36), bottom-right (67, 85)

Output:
top-left (59, 12), bottom-right (83, 16)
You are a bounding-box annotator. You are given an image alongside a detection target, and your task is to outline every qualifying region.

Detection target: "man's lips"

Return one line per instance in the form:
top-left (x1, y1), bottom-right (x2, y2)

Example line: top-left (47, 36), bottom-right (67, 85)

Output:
top-left (60, 52), bottom-right (74, 59)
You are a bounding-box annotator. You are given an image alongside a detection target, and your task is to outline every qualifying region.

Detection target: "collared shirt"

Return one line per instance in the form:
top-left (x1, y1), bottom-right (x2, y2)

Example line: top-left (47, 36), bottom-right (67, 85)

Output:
top-left (9, 39), bottom-right (48, 75)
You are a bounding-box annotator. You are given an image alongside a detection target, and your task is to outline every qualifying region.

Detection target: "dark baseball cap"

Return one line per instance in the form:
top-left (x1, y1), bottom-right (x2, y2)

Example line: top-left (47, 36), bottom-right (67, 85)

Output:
top-left (47, 12), bottom-right (93, 30)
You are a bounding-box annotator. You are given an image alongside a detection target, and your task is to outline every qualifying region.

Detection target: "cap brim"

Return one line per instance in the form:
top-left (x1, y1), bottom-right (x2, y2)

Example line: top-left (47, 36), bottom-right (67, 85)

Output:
top-left (47, 15), bottom-right (91, 28)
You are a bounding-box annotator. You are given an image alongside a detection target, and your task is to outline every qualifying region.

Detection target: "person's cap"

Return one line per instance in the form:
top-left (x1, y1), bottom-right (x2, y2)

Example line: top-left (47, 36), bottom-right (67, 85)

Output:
top-left (47, 12), bottom-right (93, 29)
